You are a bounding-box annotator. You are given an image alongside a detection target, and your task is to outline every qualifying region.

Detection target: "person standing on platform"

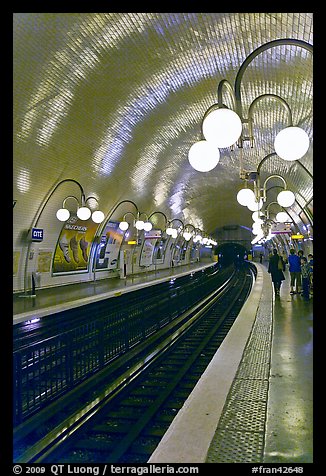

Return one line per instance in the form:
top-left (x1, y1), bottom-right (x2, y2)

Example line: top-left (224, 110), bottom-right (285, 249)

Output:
top-left (300, 256), bottom-right (311, 301)
top-left (298, 249), bottom-right (304, 259)
top-left (288, 248), bottom-right (302, 295)
top-left (268, 248), bottom-right (285, 296)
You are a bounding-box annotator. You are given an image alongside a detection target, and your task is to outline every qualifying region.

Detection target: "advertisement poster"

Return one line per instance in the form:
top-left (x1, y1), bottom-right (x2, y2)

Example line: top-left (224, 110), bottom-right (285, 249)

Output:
top-left (95, 221), bottom-right (124, 270)
top-left (37, 249), bottom-right (53, 273)
top-left (13, 250), bottom-right (21, 276)
top-left (153, 236), bottom-right (168, 264)
top-left (139, 230), bottom-right (161, 267)
top-left (140, 238), bottom-right (156, 267)
top-left (52, 215), bottom-right (99, 274)
top-left (172, 234), bottom-right (186, 263)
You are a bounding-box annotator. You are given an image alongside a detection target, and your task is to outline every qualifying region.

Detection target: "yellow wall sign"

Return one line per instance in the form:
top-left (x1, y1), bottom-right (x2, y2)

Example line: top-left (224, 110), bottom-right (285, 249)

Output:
top-left (291, 234), bottom-right (304, 239)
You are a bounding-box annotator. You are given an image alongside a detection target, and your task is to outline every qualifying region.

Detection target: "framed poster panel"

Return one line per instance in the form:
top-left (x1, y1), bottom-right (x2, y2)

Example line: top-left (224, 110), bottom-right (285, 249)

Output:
top-left (52, 215), bottom-right (99, 275)
top-left (95, 221), bottom-right (124, 270)
top-left (13, 250), bottom-right (21, 276)
top-left (37, 249), bottom-right (53, 273)
top-left (139, 230), bottom-right (161, 267)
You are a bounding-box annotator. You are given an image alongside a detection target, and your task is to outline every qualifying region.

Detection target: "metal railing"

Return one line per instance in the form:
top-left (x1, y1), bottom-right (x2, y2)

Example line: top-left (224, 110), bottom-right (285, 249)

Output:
top-left (13, 263), bottom-right (233, 424)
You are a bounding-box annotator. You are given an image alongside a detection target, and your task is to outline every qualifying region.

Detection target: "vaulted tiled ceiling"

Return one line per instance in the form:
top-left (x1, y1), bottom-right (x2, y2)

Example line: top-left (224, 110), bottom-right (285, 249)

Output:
top-left (13, 13), bottom-right (313, 237)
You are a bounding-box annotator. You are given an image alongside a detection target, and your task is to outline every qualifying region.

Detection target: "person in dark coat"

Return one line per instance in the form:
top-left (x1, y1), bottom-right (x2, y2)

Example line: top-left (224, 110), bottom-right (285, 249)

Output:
top-left (268, 248), bottom-right (285, 296)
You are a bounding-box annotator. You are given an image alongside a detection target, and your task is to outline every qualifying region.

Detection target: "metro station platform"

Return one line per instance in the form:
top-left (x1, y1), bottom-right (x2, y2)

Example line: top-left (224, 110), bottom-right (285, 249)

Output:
top-left (149, 262), bottom-right (313, 464)
top-left (12, 261), bottom-right (313, 464)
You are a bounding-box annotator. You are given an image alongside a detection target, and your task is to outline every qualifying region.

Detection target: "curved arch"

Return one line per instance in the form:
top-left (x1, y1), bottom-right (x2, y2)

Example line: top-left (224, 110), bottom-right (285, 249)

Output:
top-left (234, 38), bottom-right (313, 120)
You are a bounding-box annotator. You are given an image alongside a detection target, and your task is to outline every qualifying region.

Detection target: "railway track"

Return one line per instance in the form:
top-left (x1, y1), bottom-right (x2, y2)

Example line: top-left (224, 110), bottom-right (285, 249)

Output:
top-left (15, 264), bottom-right (254, 464)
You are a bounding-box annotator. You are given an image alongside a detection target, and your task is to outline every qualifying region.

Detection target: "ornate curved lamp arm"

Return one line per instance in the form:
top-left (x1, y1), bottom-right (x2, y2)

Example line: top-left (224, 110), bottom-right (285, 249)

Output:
top-left (23, 178), bottom-right (86, 295)
top-left (62, 195), bottom-right (80, 210)
top-left (247, 94), bottom-right (293, 147)
top-left (107, 200), bottom-right (139, 219)
top-left (234, 38), bottom-right (313, 121)
top-left (167, 218), bottom-right (185, 229)
top-left (262, 174), bottom-right (287, 201)
top-left (148, 210), bottom-right (168, 224)
top-left (33, 178), bottom-right (85, 228)
top-left (122, 211), bottom-right (137, 223)
top-left (265, 201), bottom-right (282, 219)
top-left (217, 79), bottom-right (237, 110)
top-left (183, 223), bottom-right (196, 231)
top-left (85, 196), bottom-right (100, 208)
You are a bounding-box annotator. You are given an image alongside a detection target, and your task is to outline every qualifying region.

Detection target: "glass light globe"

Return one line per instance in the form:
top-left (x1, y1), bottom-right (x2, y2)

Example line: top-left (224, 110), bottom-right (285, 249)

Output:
top-left (252, 222), bottom-right (262, 231)
top-left (119, 221), bottom-right (129, 231)
top-left (171, 229), bottom-right (178, 238)
top-left (135, 220), bottom-right (144, 230)
top-left (77, 206), bottom-right (91, 220)
top-left (56, 208), bottom-right (70, 221)
top-left (252, 227), bottom-right (261, 235)
top-left (188, 140), bottom-right (220, 172)
top-left (253, 218), bottom-right (264, 226)
top-left (277, 190), bottom-right (295, 207)
top-left (237, 188), bottom-right (255, 206)
top-left (92, 210), bottom-right (105, 223)
top-left (202, 108), bottom-right (242, 148)
top-left (276, 211), bottom-right (289, 223)
top-left (247, 198), bottom-right (263, 212)
top-left (252, 211), bottom-right (264, 222)
top-left (183, 231), bottom-right (192, 241)
top-left (274, 126), bottom-right (310, 161)
top-left (166, 227), bottom-right (173, 235)
top-left (143, 221), bottom-right (153, 231)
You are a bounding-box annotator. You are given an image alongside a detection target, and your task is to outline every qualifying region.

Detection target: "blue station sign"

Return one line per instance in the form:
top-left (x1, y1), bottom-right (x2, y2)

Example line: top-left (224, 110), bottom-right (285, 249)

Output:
top-left (31, 228), bottom-right (44, 242)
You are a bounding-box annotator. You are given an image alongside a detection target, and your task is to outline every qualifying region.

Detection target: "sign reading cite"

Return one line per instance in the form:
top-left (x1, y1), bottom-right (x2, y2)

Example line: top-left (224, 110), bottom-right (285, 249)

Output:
top-left (31, 228), bottom-right (44, 242)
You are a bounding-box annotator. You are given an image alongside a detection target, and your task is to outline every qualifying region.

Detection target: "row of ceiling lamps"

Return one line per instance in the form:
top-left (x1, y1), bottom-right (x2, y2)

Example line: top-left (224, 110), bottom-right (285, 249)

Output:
top-left (54, 189), bottom-right (217, 246)
top-left (118, 211), bottom-right (217, 245)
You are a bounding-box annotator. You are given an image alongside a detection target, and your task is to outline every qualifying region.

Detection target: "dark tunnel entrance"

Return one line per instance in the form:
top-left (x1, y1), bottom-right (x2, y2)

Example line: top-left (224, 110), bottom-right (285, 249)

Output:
top-left (215, 242), bottom-right (250, 267)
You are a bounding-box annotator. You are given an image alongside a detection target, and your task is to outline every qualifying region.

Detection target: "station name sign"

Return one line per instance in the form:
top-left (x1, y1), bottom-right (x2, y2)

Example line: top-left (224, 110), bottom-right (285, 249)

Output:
top-left (271, 223), bottom-right (292, 234)
top-left (31, 228), bottom-right (44, 242)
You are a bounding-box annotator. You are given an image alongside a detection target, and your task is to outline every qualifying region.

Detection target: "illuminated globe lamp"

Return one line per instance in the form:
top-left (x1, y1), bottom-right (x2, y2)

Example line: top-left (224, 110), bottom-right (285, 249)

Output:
top-left (143, 221), bottom-right (153, 231)
top-left (253, 218), bottom-right (264, 226)
top-left (202, 108), bottom-right (243, 148)
top-left (274, 126), bottom-right (310, 161)
top-left (135, 219), bottom-right (145, 230)
top-left (91, 210), bottom-right (105, 223)
top-left (252, 224), bottom-right (262, 235)
top-left (276, 211), bottom-right (289, 223)
top-left (119, 220), bottom-right (129, 231)
top-left (188, 140), bottom-right (220, 172)
top-left (77, 206), bottom-right (92, 220)
top-left (183, 231), bottom-right (192, 241)
top-left (277, 190), bottom-right (295, 208)
top-left (166, 224), bottom-right (180, 238)
top-left (56, 208), bottom-right (70, 221)
top-left (236, 188), bottom-right (255, 206)
top-left (247, 198), bottom-right (263, 212)
top-left (252, 211), bottom-right (264, 222)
